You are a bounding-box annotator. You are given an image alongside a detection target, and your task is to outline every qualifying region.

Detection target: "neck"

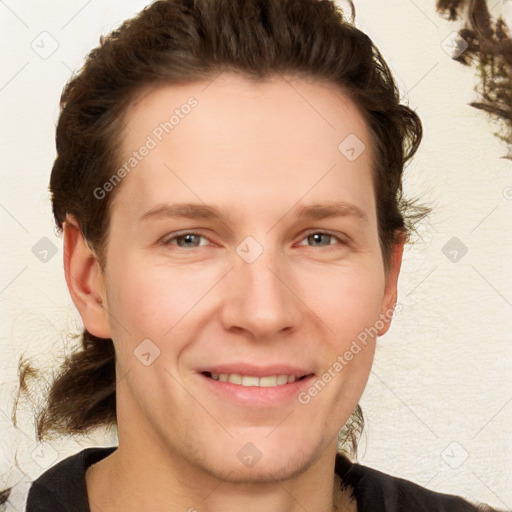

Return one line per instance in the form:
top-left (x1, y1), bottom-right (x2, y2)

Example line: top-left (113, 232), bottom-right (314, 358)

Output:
top-left (85, 435), bottom-right (355, 512)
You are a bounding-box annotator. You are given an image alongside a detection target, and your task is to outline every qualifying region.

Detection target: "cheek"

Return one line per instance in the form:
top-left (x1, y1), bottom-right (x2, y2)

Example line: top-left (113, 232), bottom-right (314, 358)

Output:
top-left (301, 262), bottom-right (385, 335)
top-left (315, 271), bottom-right (384, 384)
top-left (105, 257), bottom-right (220, 344)
top-left (104, 265), bottom-right (210, 383)
top-left (304, 264), bottom-right (385, 381)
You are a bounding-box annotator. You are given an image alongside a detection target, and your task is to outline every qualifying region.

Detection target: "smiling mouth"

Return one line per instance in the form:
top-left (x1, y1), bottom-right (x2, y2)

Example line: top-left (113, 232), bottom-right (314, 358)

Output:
top-left (202, 371), bottom-right (311, 387)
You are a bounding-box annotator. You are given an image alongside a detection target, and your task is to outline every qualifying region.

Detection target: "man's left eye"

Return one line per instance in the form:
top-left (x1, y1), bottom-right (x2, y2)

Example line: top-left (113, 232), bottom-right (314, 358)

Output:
top-left (298, 232), bottom-right (345, 247)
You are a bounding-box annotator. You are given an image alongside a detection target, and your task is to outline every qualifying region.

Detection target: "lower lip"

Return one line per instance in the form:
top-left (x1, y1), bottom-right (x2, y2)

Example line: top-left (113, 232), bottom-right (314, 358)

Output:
top-left (198, 373), bottom-right (315, 407)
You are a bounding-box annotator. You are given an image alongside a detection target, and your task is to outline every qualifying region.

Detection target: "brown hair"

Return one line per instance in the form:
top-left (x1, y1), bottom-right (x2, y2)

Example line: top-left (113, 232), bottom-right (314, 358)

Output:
top-left (436, 0), bottom-right (512, 157)
top-left (14, 0), bottom-right (428, 457)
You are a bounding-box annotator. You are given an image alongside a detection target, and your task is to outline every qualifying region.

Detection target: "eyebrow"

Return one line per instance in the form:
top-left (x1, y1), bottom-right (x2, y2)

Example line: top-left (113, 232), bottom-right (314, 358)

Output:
top-left (139, 201), bottom-right (368, 223)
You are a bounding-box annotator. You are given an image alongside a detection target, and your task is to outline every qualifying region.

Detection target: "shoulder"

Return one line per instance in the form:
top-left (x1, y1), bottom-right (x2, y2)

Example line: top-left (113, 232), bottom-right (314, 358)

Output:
top-left (335, 453), bottom-right (501, 512)
top-left (25, 446), bottom-right (117, 512)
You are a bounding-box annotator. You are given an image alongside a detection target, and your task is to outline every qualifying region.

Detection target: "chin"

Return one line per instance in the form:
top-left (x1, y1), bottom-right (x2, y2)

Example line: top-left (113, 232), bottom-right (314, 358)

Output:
top-left (197, 439), bottom-right (323, 484)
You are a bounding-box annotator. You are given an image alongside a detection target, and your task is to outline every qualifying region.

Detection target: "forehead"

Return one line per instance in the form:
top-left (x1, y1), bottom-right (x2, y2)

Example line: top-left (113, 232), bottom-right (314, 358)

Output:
top-left (111, 72), bottom-right (375, 223)
top-left (121, 72), bottom-right (371, 155)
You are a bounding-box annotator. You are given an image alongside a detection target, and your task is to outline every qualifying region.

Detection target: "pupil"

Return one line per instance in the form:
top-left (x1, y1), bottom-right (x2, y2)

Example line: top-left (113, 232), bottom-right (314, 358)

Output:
top-left (180, 234), bottom-right (197, 247)
top-left (310, 233), bottom-right (327, 246)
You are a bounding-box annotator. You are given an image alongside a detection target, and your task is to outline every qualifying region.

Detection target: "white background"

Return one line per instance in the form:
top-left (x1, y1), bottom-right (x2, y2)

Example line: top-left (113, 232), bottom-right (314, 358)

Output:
top-left (1, 0), bottom-right (511, 510)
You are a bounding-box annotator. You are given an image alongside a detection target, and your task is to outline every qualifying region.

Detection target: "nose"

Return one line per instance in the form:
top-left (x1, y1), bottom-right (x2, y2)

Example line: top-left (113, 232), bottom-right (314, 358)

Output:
top-left (219, 242), bottom-right (303, 341)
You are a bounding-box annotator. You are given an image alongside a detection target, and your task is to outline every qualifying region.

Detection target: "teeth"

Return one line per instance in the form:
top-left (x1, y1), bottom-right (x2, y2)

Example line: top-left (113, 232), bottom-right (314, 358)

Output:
top-left (242, 375), bottom-right (259, 386)
top-left (260, 376), bottom-right (280, 387)
top-left (277, 375), bottom-right (289, 385)
top-left (208, 373), bottom-right (302, 387)
top-left (228, 374), bottom-right (242, 385)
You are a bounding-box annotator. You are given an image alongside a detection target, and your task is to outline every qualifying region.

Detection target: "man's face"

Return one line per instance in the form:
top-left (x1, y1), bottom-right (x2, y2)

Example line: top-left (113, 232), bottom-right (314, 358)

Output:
top-left (96, 72), bottom-right (400, 481)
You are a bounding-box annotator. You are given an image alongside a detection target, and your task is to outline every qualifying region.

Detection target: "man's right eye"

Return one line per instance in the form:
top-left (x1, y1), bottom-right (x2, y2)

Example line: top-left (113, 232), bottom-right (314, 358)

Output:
top-left (160, 232), bottom-right (211, 248)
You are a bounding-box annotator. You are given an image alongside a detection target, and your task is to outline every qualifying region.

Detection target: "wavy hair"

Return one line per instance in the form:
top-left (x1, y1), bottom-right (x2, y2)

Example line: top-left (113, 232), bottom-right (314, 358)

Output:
top-left (11, 0), bottom-right (428, 470)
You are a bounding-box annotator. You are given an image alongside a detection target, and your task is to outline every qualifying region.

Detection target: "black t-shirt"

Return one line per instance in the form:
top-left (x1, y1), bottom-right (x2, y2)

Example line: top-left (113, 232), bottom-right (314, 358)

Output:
top-left (25, 446), bottom-right (499, 511)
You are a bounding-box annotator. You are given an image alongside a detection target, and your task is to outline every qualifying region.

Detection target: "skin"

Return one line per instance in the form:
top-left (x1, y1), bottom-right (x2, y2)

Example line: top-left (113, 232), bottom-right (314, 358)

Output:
top-left (64, 72), bottom-right (404, 512)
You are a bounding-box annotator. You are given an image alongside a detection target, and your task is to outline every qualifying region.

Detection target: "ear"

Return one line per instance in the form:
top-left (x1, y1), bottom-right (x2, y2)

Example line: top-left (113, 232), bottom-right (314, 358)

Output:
top-left (377, 231), bottom-right (405, 336)
top-left (63, 215), bottom-right (112, 339)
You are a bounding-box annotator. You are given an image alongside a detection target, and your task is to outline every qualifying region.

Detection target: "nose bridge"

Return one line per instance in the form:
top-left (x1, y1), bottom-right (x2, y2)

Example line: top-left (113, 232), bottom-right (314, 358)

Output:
top-left (221, 236), bottom-right (301, 338)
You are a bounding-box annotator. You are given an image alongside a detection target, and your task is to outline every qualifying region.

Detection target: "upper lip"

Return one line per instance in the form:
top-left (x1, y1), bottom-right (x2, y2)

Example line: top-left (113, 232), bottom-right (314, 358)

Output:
top-left (197, 364), bottom-right (314, 379)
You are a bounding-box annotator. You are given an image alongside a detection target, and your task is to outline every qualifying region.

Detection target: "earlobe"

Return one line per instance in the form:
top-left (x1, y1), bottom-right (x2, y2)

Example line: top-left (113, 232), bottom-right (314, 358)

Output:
top-left (377, 232), bottom-right (405, 336)
top-left (63, 215), bottom-right (112, 339)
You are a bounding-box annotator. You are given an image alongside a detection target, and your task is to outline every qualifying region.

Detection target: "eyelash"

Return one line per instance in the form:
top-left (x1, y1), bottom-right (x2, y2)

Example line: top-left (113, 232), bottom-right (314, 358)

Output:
top-left (160, 231), bottom-right (348, 250)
